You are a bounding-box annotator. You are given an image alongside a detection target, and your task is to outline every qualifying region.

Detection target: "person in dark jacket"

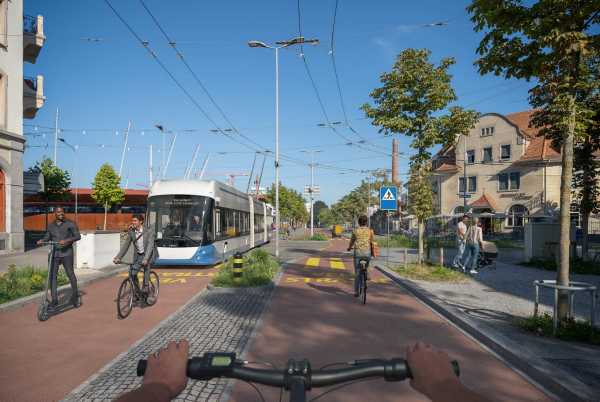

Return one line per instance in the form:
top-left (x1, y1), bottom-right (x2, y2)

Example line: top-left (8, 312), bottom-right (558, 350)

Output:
top-left (37, 207), bottom-right (81, 307)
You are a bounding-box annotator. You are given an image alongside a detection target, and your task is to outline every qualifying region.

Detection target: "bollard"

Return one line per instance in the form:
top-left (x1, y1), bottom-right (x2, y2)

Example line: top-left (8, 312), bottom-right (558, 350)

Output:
top-left (233, 252), bottom-right (244, 284)
top-left (440, 247), bottom-right (444, 267)
top-left (404, 248), bottom-right (408, 269)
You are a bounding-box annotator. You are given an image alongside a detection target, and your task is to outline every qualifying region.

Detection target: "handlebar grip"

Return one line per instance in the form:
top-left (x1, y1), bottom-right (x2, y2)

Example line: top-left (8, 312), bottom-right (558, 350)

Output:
top-left (137, 360), bottom-right (147, 377)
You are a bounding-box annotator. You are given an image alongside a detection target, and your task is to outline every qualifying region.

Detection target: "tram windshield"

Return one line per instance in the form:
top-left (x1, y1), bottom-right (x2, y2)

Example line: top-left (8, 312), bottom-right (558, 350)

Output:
top-left (147, 195), bottom-right (213, 247)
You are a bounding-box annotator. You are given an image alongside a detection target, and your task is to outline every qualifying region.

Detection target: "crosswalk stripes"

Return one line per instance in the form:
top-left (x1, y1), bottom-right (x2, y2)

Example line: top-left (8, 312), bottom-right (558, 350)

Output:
top-left (306, 258), bottom-right (320, 267)
top-left (329, 258), bottom-right (346, 270)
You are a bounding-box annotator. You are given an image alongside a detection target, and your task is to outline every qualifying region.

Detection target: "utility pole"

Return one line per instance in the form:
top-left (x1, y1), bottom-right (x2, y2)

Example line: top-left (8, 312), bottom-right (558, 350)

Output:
top-left (302, 150), bottom-right (321, 237)
top-left (163, 132), bottom-right (178, 179)
top-left (392, 137), bottom-right (399, 185)
top-left (463, 133), bottom-right (468, 211)
top-left (119, 120), bottom-right (131, 178)
top-left (198, 153), bottom-right (210, 179)
top-left (53, 107), bottom-right (59, 165)
top-left (185, 144), bottom-right (201, 180)
top-left (247, 152), bottom-right (258, 193)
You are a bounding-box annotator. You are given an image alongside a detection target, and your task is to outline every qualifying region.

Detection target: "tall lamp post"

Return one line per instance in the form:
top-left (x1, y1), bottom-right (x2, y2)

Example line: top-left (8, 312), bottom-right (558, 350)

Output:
top-left (248, 36), bottom-right (319, 257)
top-left (301, 149), bottom-right (322, 237)
top-left (58, 138), bottom-right (78, 223)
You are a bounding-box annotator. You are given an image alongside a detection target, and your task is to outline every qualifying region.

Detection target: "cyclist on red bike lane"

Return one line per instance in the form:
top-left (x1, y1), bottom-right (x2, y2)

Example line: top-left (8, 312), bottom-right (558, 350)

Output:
top-left (347, 215), bottom-right (374, 297)
top-left (113, 214), bottom-right (156, 296)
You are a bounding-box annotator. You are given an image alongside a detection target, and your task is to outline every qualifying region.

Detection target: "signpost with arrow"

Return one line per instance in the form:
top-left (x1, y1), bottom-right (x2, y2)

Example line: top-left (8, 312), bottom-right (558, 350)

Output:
top-left (380, 186), bottom-right (398, 266)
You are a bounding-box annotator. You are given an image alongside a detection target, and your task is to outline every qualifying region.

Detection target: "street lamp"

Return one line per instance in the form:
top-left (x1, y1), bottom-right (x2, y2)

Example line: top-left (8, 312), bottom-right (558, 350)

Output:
top-left (58, 137), bottom-right (79, 223)
top-left (301, 149), bottom-right (322, 237)
top-left (248, 36), bottom-right (319, 257)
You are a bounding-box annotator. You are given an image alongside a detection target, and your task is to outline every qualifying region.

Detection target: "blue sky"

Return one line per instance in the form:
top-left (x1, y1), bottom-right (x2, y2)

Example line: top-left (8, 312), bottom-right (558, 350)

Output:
top-left (23, 0), bottom-right (533, 205)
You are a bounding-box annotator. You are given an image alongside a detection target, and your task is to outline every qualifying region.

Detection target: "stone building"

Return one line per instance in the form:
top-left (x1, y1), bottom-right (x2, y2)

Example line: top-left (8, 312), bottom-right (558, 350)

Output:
top-left (0, 0), bottom-right (45, 252)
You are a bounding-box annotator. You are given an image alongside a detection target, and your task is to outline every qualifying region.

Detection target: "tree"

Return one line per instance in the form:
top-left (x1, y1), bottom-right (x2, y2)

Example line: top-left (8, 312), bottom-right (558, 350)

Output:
top-left (27, 158), bottom-right (71, 227)
top-left (407, 165), bottom-right (434, 264)
top-left (313, 201), bottom-right (328, 226)
top-left (468, 0), bottom-right (600, 320)
top-left (265, 184), bottom-right (309, 228)
top-left (91, 164), bottom-right (125, 230)
top-left (362, 48), bottom-right (479, 263)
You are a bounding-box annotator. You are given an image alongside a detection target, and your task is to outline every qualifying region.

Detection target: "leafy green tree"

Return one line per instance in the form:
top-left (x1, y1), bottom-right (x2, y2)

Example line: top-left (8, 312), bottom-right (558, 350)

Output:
top-left (407, 165), bottom-right (434, 264)
top-left (27, 158), bottom-right (71, 227)
top-left (468, 0), bottom-right (600, 320)
top-left (265, 184), bottom-right (309, 228)
top-left (91, 164), bottom-right (125, 230)
top-left (362, 48), bottom-right (478, 262)
top-left (313, 201), bottom-right (328, 226)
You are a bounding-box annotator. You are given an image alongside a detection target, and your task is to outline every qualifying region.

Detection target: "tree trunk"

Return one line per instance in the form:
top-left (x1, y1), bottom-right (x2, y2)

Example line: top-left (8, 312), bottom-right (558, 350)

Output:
top-left (418, 219), bottom-right (424, 265)
top-left (104, 202), bottom-right (108, 231)
top-left (557, 98), bottom-right (575, 321)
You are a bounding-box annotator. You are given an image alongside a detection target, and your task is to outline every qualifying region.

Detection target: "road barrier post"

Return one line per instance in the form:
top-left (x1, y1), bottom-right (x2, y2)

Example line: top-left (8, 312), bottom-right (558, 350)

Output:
top-left (233, 253), bottom-right (243, 285)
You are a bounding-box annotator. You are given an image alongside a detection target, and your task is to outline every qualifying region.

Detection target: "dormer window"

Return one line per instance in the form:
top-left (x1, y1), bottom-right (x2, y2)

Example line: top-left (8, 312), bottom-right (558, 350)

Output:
top-left (481, 126), bottom-right (495, 137)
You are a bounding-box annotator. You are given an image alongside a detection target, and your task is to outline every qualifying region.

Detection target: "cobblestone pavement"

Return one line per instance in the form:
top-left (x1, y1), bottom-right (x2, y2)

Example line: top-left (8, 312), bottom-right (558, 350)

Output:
top-left (64, 285), bottom-right (275, 402)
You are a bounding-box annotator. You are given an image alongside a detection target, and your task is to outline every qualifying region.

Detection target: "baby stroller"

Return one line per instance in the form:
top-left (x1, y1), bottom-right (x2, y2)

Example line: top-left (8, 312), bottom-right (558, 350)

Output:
top-left (477, 241), bottom-right (498, 270)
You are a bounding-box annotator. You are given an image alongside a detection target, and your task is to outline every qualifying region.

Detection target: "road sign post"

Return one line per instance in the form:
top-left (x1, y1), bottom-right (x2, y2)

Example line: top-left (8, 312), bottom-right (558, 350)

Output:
top-left (380, 187), bottom-right (397, 267)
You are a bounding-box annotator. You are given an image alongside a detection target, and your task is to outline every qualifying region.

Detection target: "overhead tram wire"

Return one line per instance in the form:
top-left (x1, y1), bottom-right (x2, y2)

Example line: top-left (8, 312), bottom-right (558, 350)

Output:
top-left (138, 0), bottom-right (267, 153)
top-left (327, 0), bottom-right (390, 155)
top-left (104, 0), bottom-right (266, 156)
top-left (296, 0), bottom-right (391, 158)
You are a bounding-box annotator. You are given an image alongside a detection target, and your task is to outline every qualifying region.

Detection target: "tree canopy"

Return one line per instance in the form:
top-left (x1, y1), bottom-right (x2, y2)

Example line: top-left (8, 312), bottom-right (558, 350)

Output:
top-left (92, 164), bottom-right (125, 230)
top-left (264, 184), bottom-right (308, 227)
top-left (28, 158), bottom-right (71, 202)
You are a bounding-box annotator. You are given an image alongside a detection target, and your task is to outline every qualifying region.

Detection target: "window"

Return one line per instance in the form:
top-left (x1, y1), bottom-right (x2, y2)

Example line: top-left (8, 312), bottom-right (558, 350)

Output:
top-left (517, 134), bottom-right (524, 145)
top-left (501, 144), bottom-right (511, 160)
top-left (498, 172), bottom-right (520, 191)
top-left (507, 205), bottom-right (528, 227)
top-left (0, 0), bottom-right (7, 48)
top-left (459, 176), bottom-right (477, 193)
top-left (466, 150), bottom-right (475, 164)
top-left (432, 180), bottom-right (439, 195)
top-left (481, 126), bottom-right (494, 137)
top-left (483, 147), bottom-right (493, 163)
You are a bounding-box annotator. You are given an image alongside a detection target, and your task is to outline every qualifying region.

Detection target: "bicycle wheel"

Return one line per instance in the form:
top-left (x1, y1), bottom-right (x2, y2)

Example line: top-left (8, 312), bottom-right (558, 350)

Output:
top-left (360, 270), bottom-right (367, 305)
top-left (117, 278), bottom-right (134, 319)
top-left (145, 271), bottom-right (160, 306)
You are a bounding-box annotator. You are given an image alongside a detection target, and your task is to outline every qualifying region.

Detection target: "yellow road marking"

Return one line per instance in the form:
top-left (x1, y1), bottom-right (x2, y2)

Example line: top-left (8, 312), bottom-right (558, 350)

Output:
top-left (285, 277), bottom-right (341, 284)
top-left (306, 258), bottom-right (320, 267)
top-left (329, 258), bottom-right (346, 270)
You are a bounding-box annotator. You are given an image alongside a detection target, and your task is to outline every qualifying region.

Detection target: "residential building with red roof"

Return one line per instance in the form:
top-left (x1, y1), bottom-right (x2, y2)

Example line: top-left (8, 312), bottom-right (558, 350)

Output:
top-left (431, 110), bottom-right (565, 233)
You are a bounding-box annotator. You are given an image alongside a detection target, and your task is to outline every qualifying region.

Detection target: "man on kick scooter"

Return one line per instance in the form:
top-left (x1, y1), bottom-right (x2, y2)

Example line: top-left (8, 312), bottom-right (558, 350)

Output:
top-left (37, 207), bottom-right (81, 308)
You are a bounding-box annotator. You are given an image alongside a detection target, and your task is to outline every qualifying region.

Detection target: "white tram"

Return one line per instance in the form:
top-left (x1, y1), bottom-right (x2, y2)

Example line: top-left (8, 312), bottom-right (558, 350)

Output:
top-left (146, 180), bottom-right (273, 265)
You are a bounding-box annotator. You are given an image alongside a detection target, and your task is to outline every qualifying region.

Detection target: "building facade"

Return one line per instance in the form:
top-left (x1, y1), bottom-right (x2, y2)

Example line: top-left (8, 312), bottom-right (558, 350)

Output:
top-left (431, 111), bottom-right (563, 233)
top-left (0, 0), bottom-right (45, 252)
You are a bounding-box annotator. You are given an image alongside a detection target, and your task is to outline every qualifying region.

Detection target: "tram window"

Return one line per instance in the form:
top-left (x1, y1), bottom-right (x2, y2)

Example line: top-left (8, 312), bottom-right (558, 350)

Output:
top-left (215, 209), bottom-right (221, 239)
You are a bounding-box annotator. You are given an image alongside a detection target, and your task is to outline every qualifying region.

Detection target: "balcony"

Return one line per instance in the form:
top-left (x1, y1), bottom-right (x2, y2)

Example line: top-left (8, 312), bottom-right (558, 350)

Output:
top-left (23, 75), bottom-right (45, 119)
top-left (23, 15), bottom-right (45, 64)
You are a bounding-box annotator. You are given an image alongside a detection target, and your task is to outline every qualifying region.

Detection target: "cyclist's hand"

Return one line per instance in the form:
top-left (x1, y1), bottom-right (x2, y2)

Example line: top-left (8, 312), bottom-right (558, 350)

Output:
top-left (406, 342), bottom-right (460, 400)
top-left (143, 340), bottom-right (189, 399)
top-left (141, 260), bottom-right (148, 267)
top-left (59, 240), bottom-right (66, 246)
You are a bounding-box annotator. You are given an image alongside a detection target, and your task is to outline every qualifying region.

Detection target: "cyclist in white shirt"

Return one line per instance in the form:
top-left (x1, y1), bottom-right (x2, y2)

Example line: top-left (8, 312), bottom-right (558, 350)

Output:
top-left (463, 217), bottom-right (483, 274)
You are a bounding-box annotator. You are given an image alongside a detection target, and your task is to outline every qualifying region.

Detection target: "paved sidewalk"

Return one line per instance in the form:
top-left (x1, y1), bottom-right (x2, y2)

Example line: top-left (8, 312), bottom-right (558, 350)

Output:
top-left (376, 259), bottom-right (600, 400)
top-left (64, 285), bottom-right (276, 402)
top-left (0, 246), bottom-right (48, 273)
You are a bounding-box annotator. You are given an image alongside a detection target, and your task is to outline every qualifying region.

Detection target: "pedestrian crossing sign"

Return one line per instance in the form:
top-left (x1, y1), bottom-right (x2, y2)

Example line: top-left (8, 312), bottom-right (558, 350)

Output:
top-left (380, 186), bottom-right (397, 211)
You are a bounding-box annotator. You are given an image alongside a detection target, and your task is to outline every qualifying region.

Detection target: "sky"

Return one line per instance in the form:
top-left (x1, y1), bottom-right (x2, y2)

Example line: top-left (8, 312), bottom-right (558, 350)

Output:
top-left (23, 0), bottom-right (534, 205)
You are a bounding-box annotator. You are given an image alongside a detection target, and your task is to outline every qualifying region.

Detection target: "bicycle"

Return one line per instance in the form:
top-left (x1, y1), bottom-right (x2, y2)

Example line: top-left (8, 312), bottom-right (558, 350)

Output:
top-left (357, 258), bottom-right (368, 305)
top-left (115, 261), bottom-right (160, 319)
top-left (136, 351), bottom-right (460, 402)
top-left (37, 241), bottom-right (81, 321)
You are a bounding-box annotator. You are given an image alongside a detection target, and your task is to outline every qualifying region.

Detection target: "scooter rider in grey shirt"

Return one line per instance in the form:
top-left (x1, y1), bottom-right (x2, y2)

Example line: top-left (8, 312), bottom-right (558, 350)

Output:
top-left (37, 207), bottom-right (81, 307)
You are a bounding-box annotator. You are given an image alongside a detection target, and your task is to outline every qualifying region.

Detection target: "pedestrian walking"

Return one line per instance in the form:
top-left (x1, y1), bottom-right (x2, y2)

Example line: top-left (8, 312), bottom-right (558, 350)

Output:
top-left (37, 207), bottom-right (81, 307)
top-left (452, 215), bottom-right (468, 270)
top-left (463, 217), bottom-right (483, 274)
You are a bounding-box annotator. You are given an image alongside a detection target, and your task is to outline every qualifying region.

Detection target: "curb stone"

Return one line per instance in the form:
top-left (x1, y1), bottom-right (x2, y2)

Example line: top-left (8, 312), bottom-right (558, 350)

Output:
top-left (375, 264), bottom-right (588, 402)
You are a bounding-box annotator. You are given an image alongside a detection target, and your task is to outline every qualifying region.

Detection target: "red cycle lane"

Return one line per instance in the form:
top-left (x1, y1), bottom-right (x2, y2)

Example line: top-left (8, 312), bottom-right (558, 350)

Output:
top-left (0, 268), bottom-right (215, 402)
top-left (228, 239), bottom-right (550, 402)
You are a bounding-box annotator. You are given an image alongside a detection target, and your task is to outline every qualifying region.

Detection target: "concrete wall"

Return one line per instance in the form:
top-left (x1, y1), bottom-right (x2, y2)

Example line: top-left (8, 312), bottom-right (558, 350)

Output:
top-left (75, 232), bottom-right (123, 269)
top-left (0, 0), bottom-right (25, 252)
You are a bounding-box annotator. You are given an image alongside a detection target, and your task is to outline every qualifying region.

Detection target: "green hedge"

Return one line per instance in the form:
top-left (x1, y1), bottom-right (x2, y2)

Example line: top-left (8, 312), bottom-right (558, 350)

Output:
top-left (0, 265), bottom-right (68, 304)
top-left (522, 258), bottom-right (600, 275)
top-left (309, 233), bottom-right (328, 241)
top-left (211, 249), bottom-right (280, 288)
top-left (518, 313), bottom-right (600, 345)
top-left (392, 263), bottom-right (468, 283)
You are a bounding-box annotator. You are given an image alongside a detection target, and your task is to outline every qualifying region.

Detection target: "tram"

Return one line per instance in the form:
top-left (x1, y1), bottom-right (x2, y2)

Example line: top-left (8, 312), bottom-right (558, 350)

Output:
top-left (146, 180), bottom-right (273, 266)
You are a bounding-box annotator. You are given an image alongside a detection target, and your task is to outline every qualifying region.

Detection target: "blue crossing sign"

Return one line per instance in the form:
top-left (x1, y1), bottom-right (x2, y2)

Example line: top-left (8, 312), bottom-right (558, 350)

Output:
top-left (379, 186), bottom-right (398, 211)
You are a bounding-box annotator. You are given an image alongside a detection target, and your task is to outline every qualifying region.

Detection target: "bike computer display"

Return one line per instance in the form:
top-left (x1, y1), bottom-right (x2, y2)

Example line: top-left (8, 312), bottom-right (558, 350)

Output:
top-left (206, 353), bottom-right (235, 368)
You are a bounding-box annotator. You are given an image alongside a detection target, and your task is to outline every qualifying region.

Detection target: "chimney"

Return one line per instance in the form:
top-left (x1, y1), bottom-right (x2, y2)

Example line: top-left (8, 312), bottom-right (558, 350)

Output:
top-left (392, 137), bottom-right (399, 185)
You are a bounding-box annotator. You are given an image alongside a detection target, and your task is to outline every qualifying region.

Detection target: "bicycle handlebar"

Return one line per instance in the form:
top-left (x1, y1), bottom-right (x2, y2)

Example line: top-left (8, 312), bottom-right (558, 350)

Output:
top-left (137, 355), bottom-right (459, 388)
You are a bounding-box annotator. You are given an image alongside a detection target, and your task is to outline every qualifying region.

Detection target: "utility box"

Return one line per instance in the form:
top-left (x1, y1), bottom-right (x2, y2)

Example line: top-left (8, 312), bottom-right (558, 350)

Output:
top-left (524, 222), bottom-right (575, 262)
top-left (75, 231), bottom-right (123, 269)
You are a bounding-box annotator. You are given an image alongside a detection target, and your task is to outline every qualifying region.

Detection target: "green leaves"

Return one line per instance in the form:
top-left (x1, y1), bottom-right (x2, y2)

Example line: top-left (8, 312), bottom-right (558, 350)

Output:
top-left (91, 164), bottom-right (125, 209)
top-left (264, 183), bottom-right (308, 225)
top-left (28, 158), bottom-right (71, 201)
top-left (407, 164), bottom-right (434, 222)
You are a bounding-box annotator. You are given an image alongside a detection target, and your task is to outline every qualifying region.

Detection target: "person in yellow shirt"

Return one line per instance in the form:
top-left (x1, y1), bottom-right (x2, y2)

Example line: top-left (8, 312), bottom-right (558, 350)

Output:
top-left (347, 215), bottom-right (374, 297)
